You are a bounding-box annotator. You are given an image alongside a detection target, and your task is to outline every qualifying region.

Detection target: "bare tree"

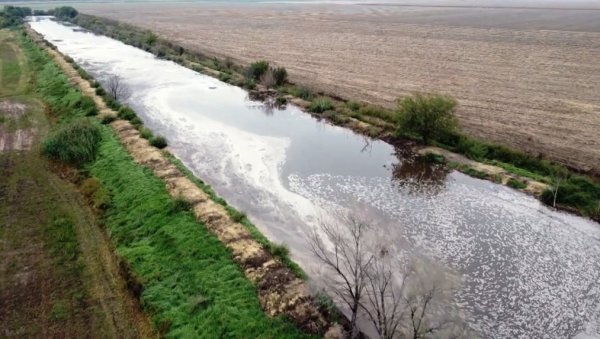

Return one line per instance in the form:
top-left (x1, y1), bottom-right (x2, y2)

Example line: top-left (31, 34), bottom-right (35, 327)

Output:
top-left (361, 255), bottom-right (407, 339)
top-left (309, 214), bottom-right (375, 338)
top-left (260, 69), bottom-right (276, 90)
top-left (549, 168), bottom-right (567, 208)
top-left (402, 263), bottom-right (462, 339)
top-left (106, 75), bottom-right (130, 102)
top-left (311, 215), bottom-right (469, 339)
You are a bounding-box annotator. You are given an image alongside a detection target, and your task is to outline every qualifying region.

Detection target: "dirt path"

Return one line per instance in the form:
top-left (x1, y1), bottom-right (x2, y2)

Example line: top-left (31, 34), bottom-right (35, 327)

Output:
top-left (0, 29), bottom-right (155, 338)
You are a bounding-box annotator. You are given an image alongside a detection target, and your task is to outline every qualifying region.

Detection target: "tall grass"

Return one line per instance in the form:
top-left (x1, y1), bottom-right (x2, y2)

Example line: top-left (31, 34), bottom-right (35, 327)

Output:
top-left (90, 132), bottom-right (313, 337)
top-left (43, 118), bottom-right (103, 167)
top-left (20, 31), bottom-right (313, 337)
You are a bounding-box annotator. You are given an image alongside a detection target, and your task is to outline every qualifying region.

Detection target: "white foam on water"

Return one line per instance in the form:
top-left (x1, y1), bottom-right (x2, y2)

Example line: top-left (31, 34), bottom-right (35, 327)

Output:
top-left (29, 17), bottom-right (600, 338)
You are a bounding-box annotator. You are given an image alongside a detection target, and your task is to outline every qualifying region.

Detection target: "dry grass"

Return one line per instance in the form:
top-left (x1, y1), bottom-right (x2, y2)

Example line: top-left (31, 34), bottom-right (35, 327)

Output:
top-left (82, 2), bottom-right (600, 175)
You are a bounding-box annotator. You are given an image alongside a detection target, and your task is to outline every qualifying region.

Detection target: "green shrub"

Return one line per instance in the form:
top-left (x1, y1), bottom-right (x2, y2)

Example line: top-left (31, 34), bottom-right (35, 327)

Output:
top-left (507, 178), bottom-right (527, 190)
top-left (77, 67), bottom-right (90, 80)
top-left (423, 152), bottom-right (446, 164)
top-left (246, 60), bottom-right (269, 81)
top-left (397, 93), bottom-right (459, 144)
top-left (269, 243), bottom-right (289, 258)
top-left (91, 80), bottom-right (101, 88)
top-left (357, 104), bottom-right (395, 121)
top-left (150, 135), bottom-right (167, 149)
top-left (130, 117), bottom-right (142, 127)
top-left (457, 137), bottom-right (488, 161)
top-left (218, 72), bottom-right (232, 83)
top-left (95, 87), bottom-right (105, 96)
top-left (308, 98), bottom-right (335, 113)
top-left (230, 209), bottom-right (247, 223)
top-left (272, 67), bottom-right (287, 86)
top-left (346, 101), bottom-right (361, 111)
top-left (43, 118), bottom-right (103, 167)
top-left (296, 86), bottom-right (313, 100)
top-left (139, 127), bottom-right (153, 140)
top-left (100, 115), bottom-right (116, 124)
top-left (117, 106), bottom-right (137, 120)
top-left (104, 96), bottom-right (121, 110)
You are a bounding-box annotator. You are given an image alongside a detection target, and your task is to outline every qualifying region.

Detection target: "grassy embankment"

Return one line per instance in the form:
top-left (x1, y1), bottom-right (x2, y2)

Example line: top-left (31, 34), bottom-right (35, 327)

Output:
top-left (0, 28), bottom-right (154, 338)
top-left (69, 13), bottom-right (600, 221)
top-left (18, 29), bottom-right (317, 337)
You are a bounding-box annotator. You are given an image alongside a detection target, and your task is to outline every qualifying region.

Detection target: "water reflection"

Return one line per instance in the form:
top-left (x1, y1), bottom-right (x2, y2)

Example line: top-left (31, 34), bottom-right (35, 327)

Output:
top-left (28, 17), bottom-right (600, 339)
top-left (391, 150), bottom-right (450, 195)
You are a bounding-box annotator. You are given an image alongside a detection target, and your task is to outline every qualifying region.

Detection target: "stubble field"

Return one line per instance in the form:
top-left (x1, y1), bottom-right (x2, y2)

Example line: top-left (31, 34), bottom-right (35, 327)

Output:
top-left (82, 2), bottom-right (600, 174)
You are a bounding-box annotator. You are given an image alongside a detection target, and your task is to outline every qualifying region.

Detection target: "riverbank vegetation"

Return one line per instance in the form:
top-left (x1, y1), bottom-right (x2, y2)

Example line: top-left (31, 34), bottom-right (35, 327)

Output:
top-left (0, 27), bottom-right (154, 337)
top-left (18, 27), bottom-right (317, 337)
top-left (63, 11), bottom-right (600, 220)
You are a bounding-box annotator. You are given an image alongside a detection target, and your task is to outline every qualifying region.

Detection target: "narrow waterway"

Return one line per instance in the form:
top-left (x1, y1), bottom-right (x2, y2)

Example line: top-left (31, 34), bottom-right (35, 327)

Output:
top-left (29, 17), bottom-right (600, 338)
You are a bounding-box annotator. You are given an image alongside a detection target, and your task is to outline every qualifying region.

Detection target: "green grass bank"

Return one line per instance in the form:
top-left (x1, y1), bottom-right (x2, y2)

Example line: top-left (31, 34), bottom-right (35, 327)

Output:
top-left (19, 29), bottom-right (316, 338)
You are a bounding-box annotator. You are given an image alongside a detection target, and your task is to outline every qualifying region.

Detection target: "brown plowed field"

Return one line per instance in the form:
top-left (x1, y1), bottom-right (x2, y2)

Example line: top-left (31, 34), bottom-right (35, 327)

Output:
top-left (82, 2), bottom-right (600, 174)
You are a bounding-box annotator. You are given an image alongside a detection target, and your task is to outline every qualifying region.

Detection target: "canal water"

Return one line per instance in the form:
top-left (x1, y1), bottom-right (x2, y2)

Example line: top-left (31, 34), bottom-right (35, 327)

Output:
top-left (29, 17), bottom-right (600, 338)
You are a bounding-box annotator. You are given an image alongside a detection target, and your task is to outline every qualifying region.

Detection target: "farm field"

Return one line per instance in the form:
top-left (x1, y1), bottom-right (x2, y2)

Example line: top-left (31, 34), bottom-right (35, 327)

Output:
top-left (81, 1), bottom-right (600, 175)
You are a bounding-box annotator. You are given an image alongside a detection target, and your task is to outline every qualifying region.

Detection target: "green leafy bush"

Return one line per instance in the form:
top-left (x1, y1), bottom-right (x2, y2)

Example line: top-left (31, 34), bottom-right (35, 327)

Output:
top-left (272, 67), bottom-right (287, 86)
top-left (397, 93), bottom-right (458, 144)
top-left (507, 178), bottom-right (527, 190)
top-left (246, 60), bottom-right (269, 81)
top-left (43, 118), bottom-right (103, 167)
top-left (117, 106), bottom-right (137, 120)
top-left (95, 87), bottom-right (105, 96)
top-left (150, 135), bottom-right (167, 149)
top-left (130, 117), bottom-right (142, 127)
top-left (139, 127), bottom-right (153, 140)
top-left (308, 98), bottom-right (334, 113)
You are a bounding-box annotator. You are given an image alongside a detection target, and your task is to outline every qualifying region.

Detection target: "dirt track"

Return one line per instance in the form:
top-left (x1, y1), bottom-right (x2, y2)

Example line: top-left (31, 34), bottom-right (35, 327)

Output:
top-left (81, 2), bottom-right (600, 174)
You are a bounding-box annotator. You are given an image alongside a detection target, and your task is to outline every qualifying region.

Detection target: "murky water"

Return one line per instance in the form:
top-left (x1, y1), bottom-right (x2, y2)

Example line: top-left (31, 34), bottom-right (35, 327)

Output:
top-left (29, 17), bottom-right (600, 338)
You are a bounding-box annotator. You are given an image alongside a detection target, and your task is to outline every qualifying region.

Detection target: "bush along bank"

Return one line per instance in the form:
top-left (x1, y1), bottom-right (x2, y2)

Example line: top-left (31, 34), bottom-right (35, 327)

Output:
top-left (66, 12), bottom-right (600, 221)
top-left (23, 27), bottom-right (343, 337)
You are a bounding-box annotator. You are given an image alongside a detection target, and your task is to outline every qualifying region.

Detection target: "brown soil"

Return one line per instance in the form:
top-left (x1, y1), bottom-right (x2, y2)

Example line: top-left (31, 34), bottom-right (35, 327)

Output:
top-left (81, 2), bottom-right (600, 175)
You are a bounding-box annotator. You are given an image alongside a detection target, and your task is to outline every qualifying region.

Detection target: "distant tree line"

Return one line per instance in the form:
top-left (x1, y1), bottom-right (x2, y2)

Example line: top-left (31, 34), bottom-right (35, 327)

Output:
top-left (0, 5), bottom-right (78, 28)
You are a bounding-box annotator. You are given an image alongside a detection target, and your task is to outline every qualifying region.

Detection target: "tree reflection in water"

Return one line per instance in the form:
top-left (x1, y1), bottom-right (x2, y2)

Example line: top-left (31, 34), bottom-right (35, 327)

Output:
top-left (390, 149), bottom-right (450, 195)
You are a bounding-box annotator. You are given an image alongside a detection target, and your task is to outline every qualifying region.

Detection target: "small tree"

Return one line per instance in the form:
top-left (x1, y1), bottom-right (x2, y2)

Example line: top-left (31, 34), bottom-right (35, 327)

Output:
top-left (547, 167), bottom-right (568, 208)
top-left (397, 93), bottom-right (459, 144)
top-left (260, 69), bottom-right (276, 89)
top-left (246, 60), bottom-right (269, 81)
top-left (106, 75), bottom-right (130, 102)
top-left (273, 67), bottom-right (288, 86)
